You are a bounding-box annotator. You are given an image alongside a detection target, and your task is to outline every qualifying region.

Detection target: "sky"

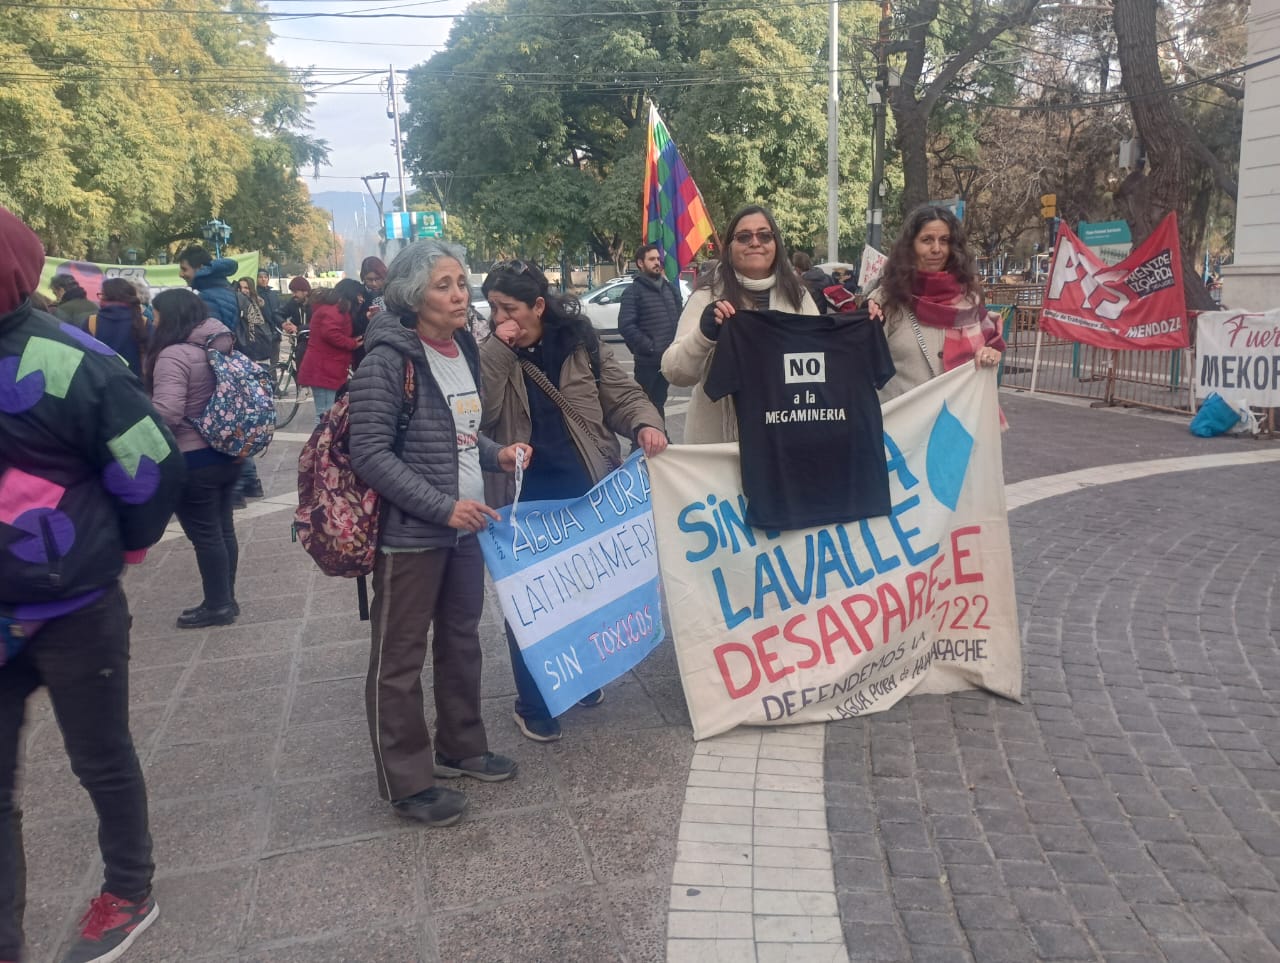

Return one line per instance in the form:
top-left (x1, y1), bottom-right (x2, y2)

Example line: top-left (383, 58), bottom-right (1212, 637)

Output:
top-left (264, 0), bottom-right (473, 205)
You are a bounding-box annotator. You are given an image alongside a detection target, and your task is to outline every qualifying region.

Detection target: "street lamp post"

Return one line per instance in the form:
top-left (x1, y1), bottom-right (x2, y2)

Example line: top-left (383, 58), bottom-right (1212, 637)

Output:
top-left (361, 171), bottom-right (391, 260)
top-left (201, 219), bottom-right (232, 257)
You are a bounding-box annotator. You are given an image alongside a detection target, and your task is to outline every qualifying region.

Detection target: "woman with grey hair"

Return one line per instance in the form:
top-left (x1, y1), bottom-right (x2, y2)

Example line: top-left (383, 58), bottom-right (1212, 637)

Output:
top-left (347, 239), bottom-right (531, 827)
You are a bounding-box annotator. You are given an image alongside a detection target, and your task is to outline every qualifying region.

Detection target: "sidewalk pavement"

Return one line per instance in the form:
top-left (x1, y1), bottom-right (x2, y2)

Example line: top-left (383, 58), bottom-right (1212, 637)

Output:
top-left (822, 393), bottom-right (1280, 963)
top-left (15, 385), bottom-right (1279, 962)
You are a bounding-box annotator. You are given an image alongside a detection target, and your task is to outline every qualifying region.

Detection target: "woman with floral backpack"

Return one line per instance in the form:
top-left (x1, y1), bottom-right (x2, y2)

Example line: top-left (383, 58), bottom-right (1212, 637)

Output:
top-left (147, 289), bottom-right (241, 628)
top-left (348, 240), bottom-right (529, 828)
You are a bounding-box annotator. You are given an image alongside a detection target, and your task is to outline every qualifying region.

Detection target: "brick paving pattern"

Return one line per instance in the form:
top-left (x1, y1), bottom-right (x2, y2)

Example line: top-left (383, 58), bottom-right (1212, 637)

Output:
top-left (15, 374), bottom-right (1279, 962)
top-left (17, 435), bottom-right (692, 963)
top-left (827, 463), bottom-right (1280, 962)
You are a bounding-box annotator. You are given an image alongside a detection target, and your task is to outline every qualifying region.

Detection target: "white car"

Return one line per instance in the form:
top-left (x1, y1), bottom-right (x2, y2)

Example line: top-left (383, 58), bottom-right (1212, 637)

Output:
top-left (580, 275), bottom-right (693, 342)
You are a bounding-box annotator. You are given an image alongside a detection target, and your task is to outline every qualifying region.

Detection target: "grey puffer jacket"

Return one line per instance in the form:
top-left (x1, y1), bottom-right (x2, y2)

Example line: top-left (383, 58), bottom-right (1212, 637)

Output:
top-left (349, 311), bottom-right (502, 550)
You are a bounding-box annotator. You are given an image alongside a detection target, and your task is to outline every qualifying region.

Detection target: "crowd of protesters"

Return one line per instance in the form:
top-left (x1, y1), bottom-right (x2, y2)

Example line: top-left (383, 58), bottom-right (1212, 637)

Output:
top-left (0, 197), bottom-right (1008, 962)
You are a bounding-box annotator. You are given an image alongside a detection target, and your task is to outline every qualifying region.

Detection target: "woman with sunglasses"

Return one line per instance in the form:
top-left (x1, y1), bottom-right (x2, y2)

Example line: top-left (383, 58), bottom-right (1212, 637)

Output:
top-left (661, 204), bottom-right (817, 443)
top-left (480, 259), bottom-right (667, 743)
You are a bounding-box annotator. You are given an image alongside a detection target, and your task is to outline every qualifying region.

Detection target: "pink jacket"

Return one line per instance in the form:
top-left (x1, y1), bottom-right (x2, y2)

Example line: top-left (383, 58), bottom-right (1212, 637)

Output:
top-left (150, 318), bottom-right (234, 452)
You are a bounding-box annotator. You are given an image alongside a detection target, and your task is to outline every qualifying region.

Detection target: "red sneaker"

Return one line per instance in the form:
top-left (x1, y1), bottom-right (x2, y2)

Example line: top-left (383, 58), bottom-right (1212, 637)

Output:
top-left (61, 892), bottom-right (159, 963)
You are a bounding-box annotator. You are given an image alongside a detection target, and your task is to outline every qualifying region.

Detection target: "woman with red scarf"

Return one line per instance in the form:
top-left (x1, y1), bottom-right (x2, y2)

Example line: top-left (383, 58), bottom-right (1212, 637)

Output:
top-left (867, 205), bottom-right (1004, 402)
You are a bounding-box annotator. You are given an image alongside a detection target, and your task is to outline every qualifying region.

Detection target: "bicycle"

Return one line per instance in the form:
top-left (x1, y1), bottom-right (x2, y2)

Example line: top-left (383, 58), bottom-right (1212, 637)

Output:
top-left (273, 332), bottom-right (308, 429)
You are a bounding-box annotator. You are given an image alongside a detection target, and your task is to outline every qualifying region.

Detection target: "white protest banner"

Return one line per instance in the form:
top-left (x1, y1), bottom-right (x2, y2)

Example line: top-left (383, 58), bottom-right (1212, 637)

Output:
top-left (477, 452), bottom-right (665, 716)
top-left (1196, 309), bottom-right (1280, 407)
top-left (648, 365), bottom-right (1020, 740)
top-left (858, 245), bottom-right (887, 292)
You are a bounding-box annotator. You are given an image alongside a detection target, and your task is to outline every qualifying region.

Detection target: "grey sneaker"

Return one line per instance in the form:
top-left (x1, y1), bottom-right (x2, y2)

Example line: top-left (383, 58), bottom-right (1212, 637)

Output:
top-left (434, 751), bottom-right (518, 783)
top-left (512, 710), bottom-right (562, 742)
top-left (391, 786), bottom-right (467, 826)
top-left (577, 689), bottom-right (604, 707)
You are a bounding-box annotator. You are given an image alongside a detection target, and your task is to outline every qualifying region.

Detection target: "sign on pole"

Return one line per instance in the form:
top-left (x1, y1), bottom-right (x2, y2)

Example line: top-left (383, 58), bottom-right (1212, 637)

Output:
top-left (384, 211), bottom-right (443, 240)
top-left (1078, 220), bottom-right (1131, 247)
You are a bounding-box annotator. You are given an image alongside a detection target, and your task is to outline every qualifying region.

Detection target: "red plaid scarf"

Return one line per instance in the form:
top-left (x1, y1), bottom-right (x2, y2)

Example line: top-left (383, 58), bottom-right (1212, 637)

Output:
top-left (911, 271), bottom-right (1006, 372)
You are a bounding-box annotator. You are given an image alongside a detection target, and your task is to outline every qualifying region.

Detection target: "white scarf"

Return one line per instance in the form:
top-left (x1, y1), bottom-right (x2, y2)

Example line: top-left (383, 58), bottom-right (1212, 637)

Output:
top-left (735, 272), bottom-right (777, 292)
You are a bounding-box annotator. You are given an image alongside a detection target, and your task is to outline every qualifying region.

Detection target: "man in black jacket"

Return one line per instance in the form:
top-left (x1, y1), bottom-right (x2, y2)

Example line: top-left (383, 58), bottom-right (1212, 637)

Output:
top-left (617, 244), bottom-right (682, 419)
top-left (0, 205), bottom-right (184, 963)
top-left (256, 269), bottom-right (284, 336)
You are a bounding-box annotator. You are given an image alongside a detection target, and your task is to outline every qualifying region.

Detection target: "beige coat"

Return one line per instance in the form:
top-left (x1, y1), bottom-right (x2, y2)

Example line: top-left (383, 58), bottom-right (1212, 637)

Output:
top-left (878, 300), bottom-right (946, 403)
top-left (479, 334), bottom-right (664, 507)
top-left (660, 284), bottom-right (817, 443)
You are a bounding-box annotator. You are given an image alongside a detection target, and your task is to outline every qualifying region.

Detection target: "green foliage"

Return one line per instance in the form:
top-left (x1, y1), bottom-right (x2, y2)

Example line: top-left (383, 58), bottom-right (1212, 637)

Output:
top-left (0, 0), bottom-right (332, 262)
top-left (401, 0), bottom-right (878, 264)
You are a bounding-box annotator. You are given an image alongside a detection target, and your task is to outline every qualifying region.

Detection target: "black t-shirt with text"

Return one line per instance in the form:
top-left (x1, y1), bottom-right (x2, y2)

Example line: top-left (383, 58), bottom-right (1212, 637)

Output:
top-left (703, 308), bottom-right (895, 530)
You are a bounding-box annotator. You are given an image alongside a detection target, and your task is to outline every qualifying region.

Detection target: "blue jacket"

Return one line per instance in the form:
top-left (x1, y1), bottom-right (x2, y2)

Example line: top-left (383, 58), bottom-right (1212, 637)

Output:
top-left (90, 302), bottom-right (143, 376)
top-left (189, 258), bottom-right (244, 342)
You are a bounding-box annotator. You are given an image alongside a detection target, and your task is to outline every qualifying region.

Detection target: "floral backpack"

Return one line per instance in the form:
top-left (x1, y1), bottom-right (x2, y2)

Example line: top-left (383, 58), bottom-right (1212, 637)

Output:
top-left (293, 360), bottom-right (414, 580)
top-left (190, 334), bottom-right (276, 457)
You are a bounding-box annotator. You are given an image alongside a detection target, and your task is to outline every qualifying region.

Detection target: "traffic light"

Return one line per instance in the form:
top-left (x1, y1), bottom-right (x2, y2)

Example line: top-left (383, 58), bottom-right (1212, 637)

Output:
top-left (1040, 193), bottom-right (1057, 219)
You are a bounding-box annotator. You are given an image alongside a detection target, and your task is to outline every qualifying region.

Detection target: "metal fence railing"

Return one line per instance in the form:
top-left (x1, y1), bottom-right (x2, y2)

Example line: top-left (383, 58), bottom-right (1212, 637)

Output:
top-left (986, 284), bottom-right (1194, 414)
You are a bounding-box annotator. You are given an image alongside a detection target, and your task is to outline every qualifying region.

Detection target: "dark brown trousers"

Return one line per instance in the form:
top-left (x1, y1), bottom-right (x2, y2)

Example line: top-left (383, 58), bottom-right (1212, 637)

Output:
top-left (365, 537), bottom-right (489, 802)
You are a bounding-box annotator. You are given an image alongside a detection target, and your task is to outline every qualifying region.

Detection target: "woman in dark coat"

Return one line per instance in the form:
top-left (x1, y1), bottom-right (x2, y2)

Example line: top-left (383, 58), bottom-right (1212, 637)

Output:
top-left (90, 278), bottom-right (149, 377)
top-left (348, 239), bottom-right (529, 826)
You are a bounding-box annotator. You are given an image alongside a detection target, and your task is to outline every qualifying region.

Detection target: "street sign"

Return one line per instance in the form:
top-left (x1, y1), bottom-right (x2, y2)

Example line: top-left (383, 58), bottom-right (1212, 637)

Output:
top-left (1078, 220), bottom-right (1131, 247)
top-left (385, 211), bottom-right (444, 240)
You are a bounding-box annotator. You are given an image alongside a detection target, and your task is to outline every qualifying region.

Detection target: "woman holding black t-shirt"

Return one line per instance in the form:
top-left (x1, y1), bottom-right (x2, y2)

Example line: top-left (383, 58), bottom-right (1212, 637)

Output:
top-left (480, 260), bottom-right (666, 743)
top-left (661, 204), bottom-right (817, 443)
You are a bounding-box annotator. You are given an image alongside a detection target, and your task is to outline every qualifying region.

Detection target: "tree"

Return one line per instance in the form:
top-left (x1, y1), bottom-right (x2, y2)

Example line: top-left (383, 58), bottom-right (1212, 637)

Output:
top-left (0, 0), bottom-right (335, 261)
top-left (886, 0), bottom-right (1044, 213)
top-left (400, 0), bottom-right (877, 263)
top-left (1112, 0), bottom-right (1242, 310)
top-left (926, 19), bottom-right (1129, 259)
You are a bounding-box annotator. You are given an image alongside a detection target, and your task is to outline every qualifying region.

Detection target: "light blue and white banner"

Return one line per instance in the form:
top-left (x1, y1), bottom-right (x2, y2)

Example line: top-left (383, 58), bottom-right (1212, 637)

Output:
top-left (478, 452), bottom-right (665, 716)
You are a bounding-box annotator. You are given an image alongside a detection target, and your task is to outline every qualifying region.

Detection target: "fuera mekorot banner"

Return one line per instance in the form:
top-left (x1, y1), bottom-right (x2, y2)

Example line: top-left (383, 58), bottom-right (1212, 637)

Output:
top-left (39, 253), bottom-right (261, 304)
top-left (1196, 309), bottom-right (1280, 408)
top-left (647, 365), bottom-right (1020, 740)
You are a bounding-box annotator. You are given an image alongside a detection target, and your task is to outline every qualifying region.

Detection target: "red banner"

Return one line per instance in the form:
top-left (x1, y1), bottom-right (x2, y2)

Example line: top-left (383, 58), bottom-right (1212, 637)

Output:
top-left (1041, 212), bottom-right (1188, 350)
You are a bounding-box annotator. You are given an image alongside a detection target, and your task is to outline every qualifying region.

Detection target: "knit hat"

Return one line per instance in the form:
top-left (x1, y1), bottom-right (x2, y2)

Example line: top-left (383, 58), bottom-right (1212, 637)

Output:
top-left (359, 256), bottom-right (387, 281)
top-left (288, 275), bottom-right (311, 293)
top-left (0, 205), bottom-right (47, 315)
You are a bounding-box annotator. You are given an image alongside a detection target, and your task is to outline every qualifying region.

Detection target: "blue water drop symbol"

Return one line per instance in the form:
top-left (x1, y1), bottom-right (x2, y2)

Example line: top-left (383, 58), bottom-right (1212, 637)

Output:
top-left (926, 402), bottom-right (974, 511)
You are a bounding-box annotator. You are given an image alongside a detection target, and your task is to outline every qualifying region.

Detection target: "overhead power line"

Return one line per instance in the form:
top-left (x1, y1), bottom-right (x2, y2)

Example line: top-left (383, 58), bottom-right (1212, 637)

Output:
top-left (2, 0), bottom-right (884, 17)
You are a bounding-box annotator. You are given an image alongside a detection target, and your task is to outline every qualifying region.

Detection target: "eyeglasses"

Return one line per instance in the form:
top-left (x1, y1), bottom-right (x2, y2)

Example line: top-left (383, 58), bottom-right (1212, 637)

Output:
top-left (732, 229), bottom-right (776, 246)
top-left (494, 259), bottom-right (533, 275)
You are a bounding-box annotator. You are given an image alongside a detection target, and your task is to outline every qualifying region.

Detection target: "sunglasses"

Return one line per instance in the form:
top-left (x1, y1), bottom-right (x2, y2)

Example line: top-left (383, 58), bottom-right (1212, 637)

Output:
top-left (732, 229), bottom-right (776, 246)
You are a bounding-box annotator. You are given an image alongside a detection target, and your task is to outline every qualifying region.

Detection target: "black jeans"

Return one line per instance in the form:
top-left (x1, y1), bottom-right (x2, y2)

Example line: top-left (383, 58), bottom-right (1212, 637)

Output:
top-left (175, 459), bottom-right (241, 608)
top-left (632, 355), bottom-right (669, 420)
top-left (0, 584), bottom-right (153, 958)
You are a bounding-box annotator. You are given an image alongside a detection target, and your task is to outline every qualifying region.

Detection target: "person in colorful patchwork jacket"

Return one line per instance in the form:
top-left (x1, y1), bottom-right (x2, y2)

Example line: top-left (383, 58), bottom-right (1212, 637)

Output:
top-left (0, 205), bottom-right (184, 963)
